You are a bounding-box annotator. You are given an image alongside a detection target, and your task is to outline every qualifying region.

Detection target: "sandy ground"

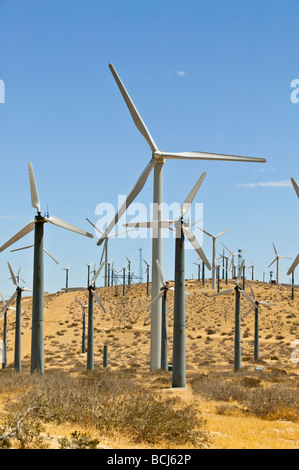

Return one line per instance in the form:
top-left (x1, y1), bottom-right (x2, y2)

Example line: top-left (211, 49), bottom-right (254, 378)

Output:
top-left (1, 277), bottom-right (299, 449)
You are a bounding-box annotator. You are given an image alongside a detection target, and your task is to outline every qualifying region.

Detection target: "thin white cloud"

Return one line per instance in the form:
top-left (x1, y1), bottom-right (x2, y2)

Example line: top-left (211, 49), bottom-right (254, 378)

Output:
top-left (176, 70), bottom-right (186, 77)
top-left (236, 180), bottom-right (294, 189)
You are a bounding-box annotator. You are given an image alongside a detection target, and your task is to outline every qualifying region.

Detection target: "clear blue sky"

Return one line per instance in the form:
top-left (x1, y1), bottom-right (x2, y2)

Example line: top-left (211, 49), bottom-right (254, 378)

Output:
top-left (0, 0), bottom-right (299, 298)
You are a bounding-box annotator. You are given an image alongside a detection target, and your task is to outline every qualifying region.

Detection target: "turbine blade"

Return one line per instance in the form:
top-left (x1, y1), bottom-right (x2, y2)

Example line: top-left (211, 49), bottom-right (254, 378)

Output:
top-left (156, 259), bottom-right (166, 286)
top-left (90, 262), bottom-right (105, 286)
top-left (215, 228), bottom-right (233, 238)
top-left (86, 217), bottom-right (103, 235)
top-left (259, 300), bottom-right (276, 306)
top-left (182, 226), bottom-right (211, 270)
top-left (61, 287), bottom-right (86, 292)
top-left (197, 227), bottom-right (213, 238)
top-left (123, 220), bottom-right (174, 229)
top-left (109, 63), bottom-right (158, 153)
top-left (239, 289), bottom-right (256, 307)
top-left (0, 291), bottom-right (17, 317)
top-left (10, 244), bottom-right (34, 252)
top-left (44, 249), bottom-right (59, 264)
top-left (190, 217), bottom-right (203, 227)
top-left (221, 242), bottom-right (233, 255)
top-left (287, 253), bottom-right (299, 275)
top-left (160, 151), bottom-right (266, 163)
top-left (75, 297), bottom-right (84, 307)
top-left (91, 290), bottom-right (106, 313)
top-left (100, 239), bottom-right (107, 265)
top-left (0, 221), bottom-right (35, 253)
top-left (248, 282), bottom-right (256, 301)
top-left (22, 287), bottom-right (32, 292)
top-left (185, 290), bottom-right (193, 296)
top-left (97, 157), bottom-right (156, 246)
top-left (7, 262), bottom-right (18, 287)
top-left (108, 228), bottom-right (134, 237)
top-left (273, 242), bottom-right (277, 255)
top-left (146, 290), bottom-right (164, 310)
top-left (209, 288), bottom-right (234, 297)
top-left (180, 172), bottom-right (207, 217)
top-left (291, 177), bottom-right (299, 199)
top-left (280, 283), bottom-right (299, 289)
top-left (28, 162), bottom-right (41, 213)
top-left (267, 258), bottom-right (277, 268)
top-left (243, 305), bottom-right (255, 318)
top-left (45, 216), bottom-right (93, 238)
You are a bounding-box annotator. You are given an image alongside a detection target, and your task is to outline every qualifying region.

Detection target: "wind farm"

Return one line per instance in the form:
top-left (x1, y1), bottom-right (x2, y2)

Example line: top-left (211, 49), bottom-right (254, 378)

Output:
top-left (0, 1), bottom-right (299, 450)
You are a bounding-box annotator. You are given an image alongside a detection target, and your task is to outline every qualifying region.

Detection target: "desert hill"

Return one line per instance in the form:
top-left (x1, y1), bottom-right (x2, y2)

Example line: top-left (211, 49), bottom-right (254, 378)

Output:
top-left (0, 277), bottom-right (298, 449)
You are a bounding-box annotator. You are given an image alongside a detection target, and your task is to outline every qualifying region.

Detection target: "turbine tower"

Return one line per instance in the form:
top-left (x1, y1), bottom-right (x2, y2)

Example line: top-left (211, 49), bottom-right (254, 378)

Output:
top-left (268, 243), bottom-right (291, 284)
top-left (62, 263), bottom-right (106, 370)
top-left (210, 260), bottom-right (256, 371)
top-left (97, 63), bottom-right (266, 371)
top-left (244, 283), bottom-right (275, 361)
top-left (0, 162), bottom-right (93, 374)
top-left (2, 262), bottom-right (32, 372)
top-left (198, 226), bottom-right (232, 289)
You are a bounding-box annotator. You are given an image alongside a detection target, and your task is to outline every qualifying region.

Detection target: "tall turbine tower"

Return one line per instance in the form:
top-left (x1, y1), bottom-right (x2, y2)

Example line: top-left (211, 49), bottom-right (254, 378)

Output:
top-left (97, 63), bottom-right (266, 370)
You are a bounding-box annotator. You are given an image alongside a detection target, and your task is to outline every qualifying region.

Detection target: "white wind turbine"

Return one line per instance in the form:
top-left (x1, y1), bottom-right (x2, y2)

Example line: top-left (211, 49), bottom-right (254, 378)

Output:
top-left (268, 243), bottom-right (291, 284)
top-left (221, 243), bottom-right (248, 279)
top-left (243, 282), bottom-right (276, 361)
top-left (86, 217), bottom-right (133, 287)
top-left (198, 226), bottom-right (232, 289)
top-left (0, 162), bottom-right (93, 374)
top-left (98, 63), bottom-right (266, 370)
top-left (62, 264), bottom-right (71, 292)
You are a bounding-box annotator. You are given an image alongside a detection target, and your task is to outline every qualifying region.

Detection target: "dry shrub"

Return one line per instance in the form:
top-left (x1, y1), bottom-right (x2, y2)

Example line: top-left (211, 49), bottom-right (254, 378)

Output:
top-left (0, 369), bottom-right (208, 448)
top-left (191, 371), bottom-right (299, 422)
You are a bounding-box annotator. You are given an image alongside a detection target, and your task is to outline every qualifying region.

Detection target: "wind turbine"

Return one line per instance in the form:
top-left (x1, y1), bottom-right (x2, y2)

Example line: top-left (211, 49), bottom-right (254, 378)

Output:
top-left (98, 63), bottom-right (266, 371)
top-left (63, 263), bottom-right (106, 370)
top-left (198, 226), bottom-right (232, 289)
top-left (75, 297), bottom-right (88, 353)
top-left (268, 243), bottom-right (291, 284)
top-left (247, 262), bottom-right (257, 281)
top-left (143, 259), bottom-right (151, 295)
top-left (219, 252), bottom-right (229, 284)
top-left (210, 259), bottom-right (256, 371)
top-left (62, 264), bottom-right (71, 292)
top-left (0, 162), bottom-right (93, 374)
top-left (0, 290), bottom-right (16, 369)
top-left (86, 218), bottom-right (133, 287)
top-left (193, 261), bottom-right (201, 281)
top-left (1, 262), bottom-right (32, 371)
top-left (222, 243), bottom-right (248, 279)
top-left (85, 262), bottom-right (94, 287)
top-left (126, 256), bottom-right (136, 285)
top-left (124, 172), bottom-right (211, 376)
top-left (243, 283), bottom-right (276, 361)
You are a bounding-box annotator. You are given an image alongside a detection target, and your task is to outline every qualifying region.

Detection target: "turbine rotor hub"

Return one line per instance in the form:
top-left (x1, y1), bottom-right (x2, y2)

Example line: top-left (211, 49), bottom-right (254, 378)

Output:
top-left (153, 150), bottom-right (165, 164)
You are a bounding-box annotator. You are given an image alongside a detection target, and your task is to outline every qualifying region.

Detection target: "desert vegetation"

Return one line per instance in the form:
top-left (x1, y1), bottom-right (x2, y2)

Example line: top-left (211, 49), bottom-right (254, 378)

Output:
top-left (0, 279), bottom-right (298, 448)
